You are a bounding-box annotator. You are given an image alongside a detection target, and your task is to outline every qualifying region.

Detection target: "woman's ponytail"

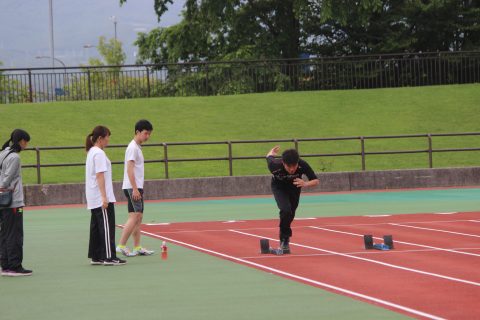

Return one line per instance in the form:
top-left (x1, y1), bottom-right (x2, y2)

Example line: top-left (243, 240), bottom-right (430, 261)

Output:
top-left (85, 133), bottom-right (94, 151)
top-left (1, 139), bottom-right (11, 151)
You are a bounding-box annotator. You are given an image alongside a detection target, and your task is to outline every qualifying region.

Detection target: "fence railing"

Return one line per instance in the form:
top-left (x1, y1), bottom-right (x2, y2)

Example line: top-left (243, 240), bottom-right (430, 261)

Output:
top-left (1, 51), bottom-right (479, 104)
top-left (21, 132), bottom-right (480, 184)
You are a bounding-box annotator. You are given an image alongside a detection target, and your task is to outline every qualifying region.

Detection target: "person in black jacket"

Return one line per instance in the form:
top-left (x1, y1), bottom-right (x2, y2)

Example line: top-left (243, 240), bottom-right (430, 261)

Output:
top-left (266, 146), bottom-right (319, 253)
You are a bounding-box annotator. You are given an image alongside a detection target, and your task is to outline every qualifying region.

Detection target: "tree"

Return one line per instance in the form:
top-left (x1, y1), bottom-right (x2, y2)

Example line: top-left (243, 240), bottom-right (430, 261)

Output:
top-left (87, 36), bottom-right (126, 67)
top-left (122, 0), bottom-right (480, 62)
top-left (125, 0), bottom-right (312, 63)
top-left (316, 0), bottom-right (480, 54)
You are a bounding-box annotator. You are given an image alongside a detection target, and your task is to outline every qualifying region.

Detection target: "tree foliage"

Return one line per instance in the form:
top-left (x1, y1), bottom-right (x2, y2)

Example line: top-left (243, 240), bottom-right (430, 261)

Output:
top-left (86, 36), bottom-right (126, 67)
top-left (121, 0), bottom-right (480, 64)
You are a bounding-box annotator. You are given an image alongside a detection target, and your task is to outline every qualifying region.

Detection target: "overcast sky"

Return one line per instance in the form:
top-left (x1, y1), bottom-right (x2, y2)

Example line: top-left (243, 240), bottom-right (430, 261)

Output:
top-left (0, 0), bottom-right (184, 68)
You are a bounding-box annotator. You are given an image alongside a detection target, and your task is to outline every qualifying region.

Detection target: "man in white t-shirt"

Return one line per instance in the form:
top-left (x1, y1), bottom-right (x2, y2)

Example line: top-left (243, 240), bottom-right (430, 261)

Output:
top-left (116, 120), bottom-right (154, 257)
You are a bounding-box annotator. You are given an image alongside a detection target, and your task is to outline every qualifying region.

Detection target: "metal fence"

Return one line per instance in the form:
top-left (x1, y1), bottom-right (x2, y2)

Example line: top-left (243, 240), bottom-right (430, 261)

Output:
top-left (1, 51), bottom-right (480, 104)
top-left (21, 132), bottom-right (480, 184)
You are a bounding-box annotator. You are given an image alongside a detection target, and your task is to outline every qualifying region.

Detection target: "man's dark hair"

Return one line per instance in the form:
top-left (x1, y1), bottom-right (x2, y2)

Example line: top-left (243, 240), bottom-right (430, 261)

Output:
top-left (282, 149), bottom-right (299, 166)
top-left (135, 119), bottom-right (153, 133)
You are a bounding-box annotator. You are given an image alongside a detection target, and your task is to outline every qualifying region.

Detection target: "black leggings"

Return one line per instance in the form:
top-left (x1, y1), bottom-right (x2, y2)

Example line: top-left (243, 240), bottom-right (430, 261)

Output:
top-left (271, 184), bottom-right (300, 242)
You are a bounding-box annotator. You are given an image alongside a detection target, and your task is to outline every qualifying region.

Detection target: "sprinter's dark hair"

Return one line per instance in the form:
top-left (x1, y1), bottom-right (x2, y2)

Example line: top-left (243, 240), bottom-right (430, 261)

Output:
top-left (281, 149), bottom-right (299, 166)
top-left (1, 129), bottom-right (31, 152)
top-left (85, 126), bottom-right (111, 151)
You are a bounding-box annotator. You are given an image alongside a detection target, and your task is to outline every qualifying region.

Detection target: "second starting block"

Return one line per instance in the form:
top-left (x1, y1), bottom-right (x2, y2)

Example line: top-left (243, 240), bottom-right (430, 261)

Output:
top-left (364, 234), bottom-right (394, 250)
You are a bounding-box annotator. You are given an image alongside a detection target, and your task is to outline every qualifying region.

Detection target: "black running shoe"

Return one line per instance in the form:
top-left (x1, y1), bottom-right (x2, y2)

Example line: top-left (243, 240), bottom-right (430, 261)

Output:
top-left (7, 266), bottom-right (33, 277)
top-left (90, 259), bottom-right (105, 265)
top-left (104, 258), bottom-right (127, 266)
top-left (280, 239), bottom-right (291, 254)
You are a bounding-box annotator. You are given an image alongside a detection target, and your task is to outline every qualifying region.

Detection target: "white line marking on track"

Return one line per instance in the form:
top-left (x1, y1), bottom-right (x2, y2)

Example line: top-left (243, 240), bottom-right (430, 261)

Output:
top-left (240, 247), bottom-right (480, 260)
top-left (469, 220), bottom-right (480, 223)
top-left (390, 223), bottom-right (480, 238)
top-left (296, 217), bottom-right (317, 220)
top-left (434, 212), bottom-right (457, 215)
top-left (146, 223), bottom-right (171, 226)
top-left (363, 215), bottom-right (391, 217)
top-left (309, 226), bottom-right (480, 258)
top-left (222, 220), bottom-right (245, 223)
top-left (140, 230), bottom-right (445, 320)
top-left (231, 229), bottom-right (480, 287)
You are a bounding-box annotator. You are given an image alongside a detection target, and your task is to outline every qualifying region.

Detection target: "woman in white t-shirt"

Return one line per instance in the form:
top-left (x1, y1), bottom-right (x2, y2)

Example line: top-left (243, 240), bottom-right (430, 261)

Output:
top-left (85, 126), bottom-right (126, 266)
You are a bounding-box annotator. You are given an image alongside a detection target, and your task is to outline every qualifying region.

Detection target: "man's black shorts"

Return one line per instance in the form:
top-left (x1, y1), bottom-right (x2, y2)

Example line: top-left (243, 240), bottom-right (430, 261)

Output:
top-left (123, 189), bottom-right (144, 213)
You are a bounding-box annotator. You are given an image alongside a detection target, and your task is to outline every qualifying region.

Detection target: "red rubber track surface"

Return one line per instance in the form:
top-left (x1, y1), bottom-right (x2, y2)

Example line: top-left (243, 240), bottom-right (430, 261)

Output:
top-left (137, 212), bottom-right (480, 319)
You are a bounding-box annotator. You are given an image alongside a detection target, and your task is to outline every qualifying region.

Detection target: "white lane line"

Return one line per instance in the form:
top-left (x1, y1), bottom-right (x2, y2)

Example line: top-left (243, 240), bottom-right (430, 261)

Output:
top-left (241, 247), bottom-right (480, 260)
top-left (434, 212), bottom-right (457, 215)
top-left (231, 229), bottom-right (480, 287)
top-left (140, 230), bottom-right (445, 320)
top-left (390, 223), bottom-right (480, 238)
top-left (145, 223), bottom-right (171, 226)
top-left (363, 215), bottom-right (391, 217)
top-left (309, 226), bottom-right (480, 258)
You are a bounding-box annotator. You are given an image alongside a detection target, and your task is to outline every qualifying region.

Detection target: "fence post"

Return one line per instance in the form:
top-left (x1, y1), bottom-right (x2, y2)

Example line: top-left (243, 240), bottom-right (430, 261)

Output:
top-left (163, 143), bottom-right (169, 179)
top-left (35, 147), bottom-right (41, 184)
top-left (28, 70), bottom-right (33, 103)
top-left (294, 139), bottom-right (299, 152)
top-left (227, 141), bottom-right (233, 176)
top-left (205, 64), bottom-right (209, 96)
top-left (427, 134), bottom-right (433, 168)
top-left (146, 66), bottom-right (151, 98)
top-left (87, 69), bottom-right (92, 100)
top-left (360, 137), bottom-right (366, 171)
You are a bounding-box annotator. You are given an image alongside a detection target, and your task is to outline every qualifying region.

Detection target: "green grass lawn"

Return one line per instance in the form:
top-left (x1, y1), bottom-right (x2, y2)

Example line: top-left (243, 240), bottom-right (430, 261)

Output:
top-left (1, 84), bottom-right (479, 184)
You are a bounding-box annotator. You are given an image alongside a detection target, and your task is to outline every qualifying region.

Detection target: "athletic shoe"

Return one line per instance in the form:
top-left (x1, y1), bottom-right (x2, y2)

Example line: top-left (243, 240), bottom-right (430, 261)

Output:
top-left (104, 258), bottom-right (127, 266)
top-left (6, 267), bottom-right (33, 277)
top-left (90, 259), bottom-right (105, 265)
top-left (132, 247), bottom-right (155, 256)
top-left (116, 245), bottom-right (137, 257)
top-left (1, 269), bottom-right (12, 276)
top-left (280, 240), bottom-right (291, 254)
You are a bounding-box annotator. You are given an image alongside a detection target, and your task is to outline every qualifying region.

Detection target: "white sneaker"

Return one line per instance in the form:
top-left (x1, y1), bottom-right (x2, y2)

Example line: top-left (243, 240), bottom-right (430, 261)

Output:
top-left (116, 246), bottom-right (137, 257)
top-left (132, 247), bottom-right (155, 256)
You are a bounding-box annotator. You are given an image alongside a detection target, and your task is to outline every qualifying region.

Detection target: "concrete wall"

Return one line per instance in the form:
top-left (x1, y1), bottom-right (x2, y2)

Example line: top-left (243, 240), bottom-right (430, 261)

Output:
top-left (23, 167), bottom-right (480, 207)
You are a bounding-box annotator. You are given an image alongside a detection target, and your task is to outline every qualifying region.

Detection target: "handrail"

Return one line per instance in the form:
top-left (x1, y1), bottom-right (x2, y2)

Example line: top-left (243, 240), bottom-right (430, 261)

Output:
top-left (20, 132), bottom-right (480, 184)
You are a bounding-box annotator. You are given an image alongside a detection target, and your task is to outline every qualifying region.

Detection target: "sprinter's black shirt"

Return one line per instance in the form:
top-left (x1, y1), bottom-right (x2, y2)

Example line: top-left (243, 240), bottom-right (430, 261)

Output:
top-left (266, 156), bottom-right (317, 189)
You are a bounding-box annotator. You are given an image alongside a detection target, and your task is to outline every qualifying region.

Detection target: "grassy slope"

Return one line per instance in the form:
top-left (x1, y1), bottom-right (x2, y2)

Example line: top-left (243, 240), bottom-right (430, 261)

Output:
top-left (0, 84), bottom-right (479, 183)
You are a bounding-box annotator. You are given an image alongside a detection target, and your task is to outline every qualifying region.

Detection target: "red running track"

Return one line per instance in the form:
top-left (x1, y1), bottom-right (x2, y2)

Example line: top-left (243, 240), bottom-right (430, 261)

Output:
top-left (137, 212), bottom-right (480, 319)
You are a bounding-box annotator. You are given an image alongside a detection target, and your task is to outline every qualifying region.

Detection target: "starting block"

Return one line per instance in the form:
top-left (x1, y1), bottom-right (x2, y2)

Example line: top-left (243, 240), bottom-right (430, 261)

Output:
top-left (260, 239), bottom-right (285, 255)
top-left (260, 239), bottom-right (270, 254)
top-left (364, 234), bottom-right (394, 250)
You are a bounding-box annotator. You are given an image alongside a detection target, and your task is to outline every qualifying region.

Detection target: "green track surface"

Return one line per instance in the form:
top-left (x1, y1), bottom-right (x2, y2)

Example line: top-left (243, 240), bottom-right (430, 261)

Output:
top-left (2, 187), bottom-right (479, 320)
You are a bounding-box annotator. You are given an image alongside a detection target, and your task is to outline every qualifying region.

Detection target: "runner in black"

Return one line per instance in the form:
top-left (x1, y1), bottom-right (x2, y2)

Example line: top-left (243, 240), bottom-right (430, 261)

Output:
top-left (266, 146), bottom-right (319, 253)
